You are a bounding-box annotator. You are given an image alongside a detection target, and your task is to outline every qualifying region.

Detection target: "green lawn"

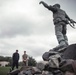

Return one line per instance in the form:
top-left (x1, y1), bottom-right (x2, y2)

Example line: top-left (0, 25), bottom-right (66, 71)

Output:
top-left (0, 67), bottom-right (10, 75)
top-left (0, 66), bottom-right (21, 75)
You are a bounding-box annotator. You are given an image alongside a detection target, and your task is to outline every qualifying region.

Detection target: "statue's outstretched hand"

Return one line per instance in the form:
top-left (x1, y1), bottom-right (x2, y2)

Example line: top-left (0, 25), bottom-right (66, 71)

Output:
top-left (39, 1), bottom-right (44, 4)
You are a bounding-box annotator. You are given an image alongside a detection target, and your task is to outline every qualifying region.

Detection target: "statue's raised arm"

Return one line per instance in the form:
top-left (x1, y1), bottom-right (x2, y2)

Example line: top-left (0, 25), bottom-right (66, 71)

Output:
top-left (39, 1), bottom-right (57, 12)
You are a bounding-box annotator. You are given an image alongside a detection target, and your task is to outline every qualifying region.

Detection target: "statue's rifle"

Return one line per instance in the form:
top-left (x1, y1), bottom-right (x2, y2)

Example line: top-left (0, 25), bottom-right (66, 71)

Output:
top-left (68, 20), bottom-right (76, 29)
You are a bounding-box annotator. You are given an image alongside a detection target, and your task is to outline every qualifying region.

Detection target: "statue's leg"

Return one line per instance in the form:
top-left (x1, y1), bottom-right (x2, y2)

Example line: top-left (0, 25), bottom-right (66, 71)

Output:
top-left (53, 23), bottom-right (67, 51)
top-left (63, 34), bottom-right (68, 45)
top-left (62, 25), bottom-right (69, 46)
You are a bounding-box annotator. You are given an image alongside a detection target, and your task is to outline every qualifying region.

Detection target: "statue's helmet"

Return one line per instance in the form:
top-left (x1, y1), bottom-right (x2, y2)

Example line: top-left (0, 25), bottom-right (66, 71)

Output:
top-left (53, 4), bottom-right (60, 8)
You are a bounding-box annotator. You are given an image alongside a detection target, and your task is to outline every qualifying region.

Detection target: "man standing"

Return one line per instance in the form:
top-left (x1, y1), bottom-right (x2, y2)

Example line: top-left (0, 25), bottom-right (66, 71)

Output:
top-left (12, 50), bottom-right (20, 70)
top-left (22, 51), bottom-right (29, 66)
top-left (39, 1), bottom-right (74, 51)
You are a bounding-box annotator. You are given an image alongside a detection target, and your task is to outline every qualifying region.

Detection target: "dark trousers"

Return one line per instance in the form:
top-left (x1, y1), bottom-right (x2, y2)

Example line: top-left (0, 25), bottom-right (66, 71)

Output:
top-left (12, 60), bottom-right (18, 70)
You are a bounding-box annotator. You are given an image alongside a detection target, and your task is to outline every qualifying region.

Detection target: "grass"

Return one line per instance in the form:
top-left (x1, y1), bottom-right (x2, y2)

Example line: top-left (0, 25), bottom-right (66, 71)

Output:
top-left (0, 66), bottom-right (22, 75)
top-left (0, 66), bottom-right (10, 75)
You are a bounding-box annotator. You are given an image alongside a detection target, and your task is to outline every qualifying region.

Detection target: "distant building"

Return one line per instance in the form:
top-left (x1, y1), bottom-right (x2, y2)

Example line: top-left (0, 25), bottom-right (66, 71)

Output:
top-left (0, 61), bottom-right (9, 67)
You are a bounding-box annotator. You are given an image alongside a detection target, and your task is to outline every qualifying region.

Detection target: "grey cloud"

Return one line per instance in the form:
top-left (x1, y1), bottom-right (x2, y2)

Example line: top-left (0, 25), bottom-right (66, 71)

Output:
top-left (0, 18), bottom-right (34, 38)
top-left (0, 16), bottom-right (54, 38)
top-left (0, 0), bottom-right (54, 38)
top-left (23, 43), bottom-right (50, 58)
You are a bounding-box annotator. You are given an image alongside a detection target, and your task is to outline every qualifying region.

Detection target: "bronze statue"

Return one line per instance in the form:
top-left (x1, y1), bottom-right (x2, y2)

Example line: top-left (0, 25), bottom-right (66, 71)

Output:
top-left (39, 1), bottom-right (76, 51)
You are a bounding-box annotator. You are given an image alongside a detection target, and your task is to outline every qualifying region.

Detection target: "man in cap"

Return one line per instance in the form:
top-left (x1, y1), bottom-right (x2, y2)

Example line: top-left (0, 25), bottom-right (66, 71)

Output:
top-left (39, 1), bottom-right (74, 51)
top-left (22, 51), bottom-right (29, 66)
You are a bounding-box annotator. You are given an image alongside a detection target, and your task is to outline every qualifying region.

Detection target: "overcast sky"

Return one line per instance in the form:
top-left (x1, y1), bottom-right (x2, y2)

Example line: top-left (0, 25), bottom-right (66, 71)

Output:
top-left (0, 0), bottom-right (76, 62)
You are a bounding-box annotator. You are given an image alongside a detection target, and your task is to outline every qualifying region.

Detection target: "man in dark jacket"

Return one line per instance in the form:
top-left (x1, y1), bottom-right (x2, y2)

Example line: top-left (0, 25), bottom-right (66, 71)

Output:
top-left (12, 50), bottom-right (20, 70)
